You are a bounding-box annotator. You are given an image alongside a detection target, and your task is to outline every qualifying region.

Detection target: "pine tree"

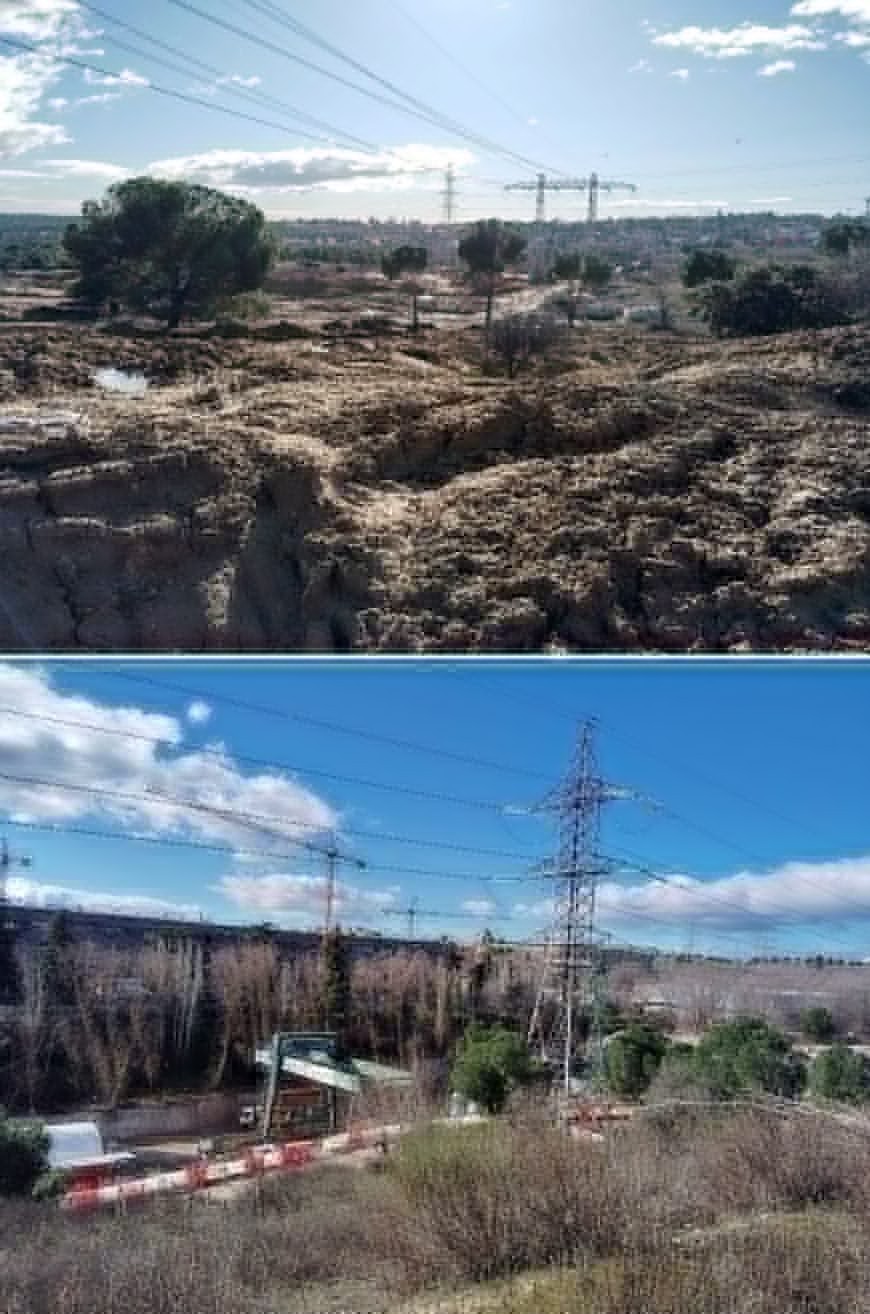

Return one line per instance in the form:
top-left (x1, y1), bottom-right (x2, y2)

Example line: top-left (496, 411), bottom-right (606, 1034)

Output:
top-left (321, 929), bottom-right (351, 1059)
top-left (0, 892), bottom-right (19, 1006)
top-left (43, 912), bottom-right (75, 1007)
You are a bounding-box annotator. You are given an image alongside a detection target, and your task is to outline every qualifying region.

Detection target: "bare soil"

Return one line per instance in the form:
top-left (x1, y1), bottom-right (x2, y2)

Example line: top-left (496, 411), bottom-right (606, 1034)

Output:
top-left (1, 316), bottom-right (868, 652)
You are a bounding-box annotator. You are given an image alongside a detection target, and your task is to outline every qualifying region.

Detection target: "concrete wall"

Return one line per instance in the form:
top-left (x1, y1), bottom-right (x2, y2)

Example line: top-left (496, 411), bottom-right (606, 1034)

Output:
top-left (97, 1092), bottom-right (255, 1144)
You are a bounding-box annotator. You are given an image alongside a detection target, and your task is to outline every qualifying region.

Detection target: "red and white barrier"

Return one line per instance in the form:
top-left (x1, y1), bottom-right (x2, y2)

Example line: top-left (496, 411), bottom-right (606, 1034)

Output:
top-left (61, 1115), bottom-right (473, 1214)
top-left (61, 1139), bottom-right (317, 1213)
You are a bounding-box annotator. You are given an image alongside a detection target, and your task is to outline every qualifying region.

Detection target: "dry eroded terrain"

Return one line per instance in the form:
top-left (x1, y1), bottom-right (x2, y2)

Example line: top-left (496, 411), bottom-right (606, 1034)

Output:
top-left (1, 322), bottom-right (869, 651)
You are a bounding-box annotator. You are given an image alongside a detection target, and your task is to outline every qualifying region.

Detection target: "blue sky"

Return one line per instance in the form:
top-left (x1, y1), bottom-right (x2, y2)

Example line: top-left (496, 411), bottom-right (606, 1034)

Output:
top-left (0, 0), bottom-right (868, 218)
top-left (3, 658), bottom-right (870, 959)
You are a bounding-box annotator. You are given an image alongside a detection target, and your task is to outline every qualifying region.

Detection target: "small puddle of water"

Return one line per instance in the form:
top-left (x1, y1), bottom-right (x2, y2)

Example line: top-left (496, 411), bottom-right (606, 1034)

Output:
top-left (94, 367), bottom-right (150, 397)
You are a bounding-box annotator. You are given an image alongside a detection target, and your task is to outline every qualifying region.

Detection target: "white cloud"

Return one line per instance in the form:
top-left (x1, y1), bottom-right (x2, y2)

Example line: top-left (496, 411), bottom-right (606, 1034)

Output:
top-left (82, 66), bottom-right (148, 89)
top-left (148, 144), bottom-right (476, 194)
top-left (596, 856), bottom-right (870, 933)
top-left (0, 663), bottom-right (336, 856)
top-left (223, 73), bottom-right (260, 89)
top-left (71, 91), bottom-right (122, 107)
top-left (0, 51), bottom-right (69, 155)
top-left (669, 68), bottom-right (690, 79)
top-left (835, 27), bottom-right (870, 41)
top-left (186, 700), bottom-right (213, 727)
top-left (41, 156), bottom-right (126, 178)
top-left (609, 196), bottom-right (729, 211)
top-left (0, 3), bottom-right (95, 157)
top-left (461, 898), bottom-right (498, 918)
top-left (758, 58), bottom-right (798, 74)
top-left (628, 58), bottom-right (653, 73)
top-left (792, 0), bottom-right (870, 18)
top-left (652, 22), bottom-right (827, 59)
top-left (219, 872), bottom-right (398, 922)
top-left (7, 875), bottom-right (202, 920)
top-left (0, 0), bottom-right (80, 42)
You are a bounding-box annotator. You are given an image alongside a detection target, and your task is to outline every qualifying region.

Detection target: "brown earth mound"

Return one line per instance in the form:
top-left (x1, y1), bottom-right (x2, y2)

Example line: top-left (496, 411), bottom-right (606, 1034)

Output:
top-left (0, 322), bottom-right (868, 651)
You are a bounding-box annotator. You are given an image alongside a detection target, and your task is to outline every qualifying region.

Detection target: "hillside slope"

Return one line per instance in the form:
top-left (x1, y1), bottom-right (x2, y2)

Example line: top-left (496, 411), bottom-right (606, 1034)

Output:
top-left (1, 323), bottom-right (868, 651)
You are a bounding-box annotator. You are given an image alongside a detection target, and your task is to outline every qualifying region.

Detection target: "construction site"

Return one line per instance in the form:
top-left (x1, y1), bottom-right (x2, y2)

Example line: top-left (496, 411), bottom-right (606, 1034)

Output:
top-left (2, 661), bottom-right (870, 1311)
top-left (3, 0), bottom-right (870, 1305)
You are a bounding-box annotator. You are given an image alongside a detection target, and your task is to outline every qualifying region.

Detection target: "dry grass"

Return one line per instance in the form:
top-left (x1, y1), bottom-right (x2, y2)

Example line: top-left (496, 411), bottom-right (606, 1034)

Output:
top-left (3, 1105), bottom-right (870, 1313)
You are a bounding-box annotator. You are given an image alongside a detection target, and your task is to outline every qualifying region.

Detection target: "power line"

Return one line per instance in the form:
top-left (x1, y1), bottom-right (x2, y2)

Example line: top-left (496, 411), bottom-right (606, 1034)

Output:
top-left (0, 34), bottom-right (368, 149)
top-left (384, 0), bottom-right (537, 132)
top-left (166, 0), bottom-right (567, 177)
top-left (0, 814), bottom-right (535, 887)
top-left (252, 0), bottom-right (569, 173)
top-left (527, 721), bottom-right (646, 1091)
top-left (460, 672), bottom-right (851, 884)
top-left (0, 767), bottom-right (539, 867)
top-left (76, 0), bottom-right (381, 152)
top-left (0, 704), bottom-right (515, 814)
top-left (612, 151), bottom-right (870, 183)
top-left (237, 0), bottom-right (568, 177)
top-left (101, 670), bottom-right (552, 780)
top-left (11, 685), bottom-right (866, 945)
top-left (0, 814), bottom-right (859, 956)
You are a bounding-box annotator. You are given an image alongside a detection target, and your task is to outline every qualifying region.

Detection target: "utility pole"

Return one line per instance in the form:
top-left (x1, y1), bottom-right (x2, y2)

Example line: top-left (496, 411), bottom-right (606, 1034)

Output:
top-left (527, 723), bottom-right (644, 1094)
top-left (534, 172), bottom-right (546, 225)
top-left (443, 163), bottom-right (457, 225)
top-left (0, 837), bottom-right (31, 1003)
top-left (406, 896), bottom-right (419, 940)
top-left (321, 832), bottom-right (365, 936)
top-left (0, 836), bottom-right (31, 905)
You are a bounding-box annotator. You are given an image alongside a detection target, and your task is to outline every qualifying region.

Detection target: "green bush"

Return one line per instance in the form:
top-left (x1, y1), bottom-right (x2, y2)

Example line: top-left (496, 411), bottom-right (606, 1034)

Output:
top-left (451, 1024), bottom-right (534, 1113)
top-left (683, 248), bottom-right (736, 287)
top-left (801, 1005), bottom-right (836, 1043)
top-left (809, 1043), bottom-right (870, 1105)
top-left (695, 263), bottom-right (849, 337)
top-left (0, 1114), bottom-right (50, 1197)
top-left (691, 1017), bottom-right (805, 1100)
top-left (605, 1024), bottom-right (668, 1098)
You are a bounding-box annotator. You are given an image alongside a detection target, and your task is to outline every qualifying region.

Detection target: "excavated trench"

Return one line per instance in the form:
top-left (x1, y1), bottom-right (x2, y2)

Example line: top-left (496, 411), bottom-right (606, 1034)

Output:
top-left (0, 323), bottom-right (869, 652)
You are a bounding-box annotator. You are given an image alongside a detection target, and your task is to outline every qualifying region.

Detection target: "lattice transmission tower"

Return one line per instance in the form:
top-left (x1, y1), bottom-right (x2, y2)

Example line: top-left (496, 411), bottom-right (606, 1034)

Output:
top-left (0, 836), bottom-right (31, 907)
top-left (504, 172), bottom-right (637, 224)
top-left (443, 163), bottom-right (457, 225)
top-left (527, 722), bottom-right (646, 1092)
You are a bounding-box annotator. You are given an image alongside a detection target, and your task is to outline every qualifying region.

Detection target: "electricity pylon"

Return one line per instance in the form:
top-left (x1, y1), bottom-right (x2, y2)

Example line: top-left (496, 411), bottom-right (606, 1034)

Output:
top-left (321, 832), bottom-right (365, 935)
top-left (527, 722), bottom-right (647, 1092)
top-left (443, 163), bottom-right (457, 224)
top-left (0, 836), bottom-right (31, 906)
top-left (504, 172), bottom-right (637, 224)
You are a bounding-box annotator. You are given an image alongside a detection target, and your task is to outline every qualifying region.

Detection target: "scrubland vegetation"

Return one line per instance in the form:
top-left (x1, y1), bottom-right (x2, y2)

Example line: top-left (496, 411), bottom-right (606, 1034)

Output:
top-left (7, 921), bottom-right (870, 1309)
top-left (5, 1106), bottom-right (870, 1313)
top-left (1, 182), bottom-right (869, 653)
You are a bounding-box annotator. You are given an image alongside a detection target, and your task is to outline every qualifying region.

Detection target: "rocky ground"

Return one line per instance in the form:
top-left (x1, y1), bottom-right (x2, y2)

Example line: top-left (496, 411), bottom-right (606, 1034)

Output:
top-left (1, 318), bottom-right (869, 651)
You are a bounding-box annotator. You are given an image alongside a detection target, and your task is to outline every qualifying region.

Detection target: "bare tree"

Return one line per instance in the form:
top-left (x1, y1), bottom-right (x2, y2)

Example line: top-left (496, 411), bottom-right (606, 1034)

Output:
top-left (13, 946), bottom-right (53, 1112)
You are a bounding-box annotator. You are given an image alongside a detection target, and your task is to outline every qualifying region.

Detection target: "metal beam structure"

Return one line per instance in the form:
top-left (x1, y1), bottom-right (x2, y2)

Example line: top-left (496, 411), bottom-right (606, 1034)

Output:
top-left (527, 723), bottom-right (645, 1092)
top-left (504, 172), bottom-right (637, 224)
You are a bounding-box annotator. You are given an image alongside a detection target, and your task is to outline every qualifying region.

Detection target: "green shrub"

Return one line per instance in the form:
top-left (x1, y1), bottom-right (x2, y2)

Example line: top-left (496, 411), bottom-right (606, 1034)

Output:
top-left (695, 263), bottom-right (849, 337)
top-left (801, 1005), bottom-right (836, 1043)
top-left (451, 1024), bottom-right (534, 1113)
top-left (691, 1017), bottom-right (806, 1099)
top-left (683, 248), bottom-right (736, 288)
top-left (605, 1024), bottom-right (668, 1098)
top-left (0, 1114), bottom-right (50, 1197)
top-left (809, 1043), bottom-right (870, 1104)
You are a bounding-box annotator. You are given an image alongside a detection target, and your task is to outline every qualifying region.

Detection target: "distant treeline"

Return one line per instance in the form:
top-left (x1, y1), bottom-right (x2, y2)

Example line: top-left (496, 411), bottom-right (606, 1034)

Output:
top-left (0, 215), bottom-right (72, 272)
